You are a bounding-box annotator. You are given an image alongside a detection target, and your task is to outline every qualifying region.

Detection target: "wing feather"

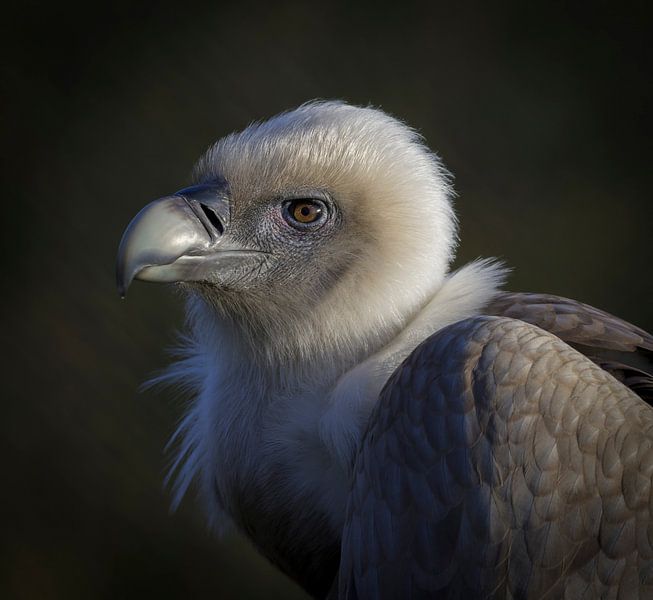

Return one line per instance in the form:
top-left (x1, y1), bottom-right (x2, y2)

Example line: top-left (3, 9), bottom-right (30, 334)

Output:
top-left (339, 316), bottom-right (653, 599)
top-left (486, 292), bottom-right (653, 406)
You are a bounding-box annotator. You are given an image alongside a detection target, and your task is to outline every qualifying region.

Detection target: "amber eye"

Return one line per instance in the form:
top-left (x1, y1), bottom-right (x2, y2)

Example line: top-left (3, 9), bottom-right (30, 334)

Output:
top-left (284, 199), bottom-right (326, 228)
top-left (292, 201), bottom-right (321, 223)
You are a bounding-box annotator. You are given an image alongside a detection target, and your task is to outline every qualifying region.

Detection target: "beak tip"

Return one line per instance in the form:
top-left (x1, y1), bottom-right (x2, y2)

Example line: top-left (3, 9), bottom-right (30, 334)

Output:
top-left (116, 269), bottom-right (131, 299)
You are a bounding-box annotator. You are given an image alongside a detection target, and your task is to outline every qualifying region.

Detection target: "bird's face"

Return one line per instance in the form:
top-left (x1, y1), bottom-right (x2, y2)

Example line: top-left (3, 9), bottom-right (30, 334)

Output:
top-left (117, 102), bottom-right (456, 349)
top-left (218, 186), bottom-right (352, 298)
top-left (116, 171), bottom-right (361, 313)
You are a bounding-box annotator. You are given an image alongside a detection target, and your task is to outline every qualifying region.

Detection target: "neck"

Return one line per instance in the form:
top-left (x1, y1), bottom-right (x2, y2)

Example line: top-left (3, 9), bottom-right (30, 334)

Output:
top-left (155, 258), bottom-right (506, 597)
top-left (318, 259), bottom-right (508, 469)
top-left (160, 258), bottom-right (506, 524)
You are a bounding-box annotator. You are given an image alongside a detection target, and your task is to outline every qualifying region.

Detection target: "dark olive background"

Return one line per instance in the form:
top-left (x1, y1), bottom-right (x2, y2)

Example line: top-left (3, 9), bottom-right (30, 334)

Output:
top-left (2, 2), bottom-right (652, 598)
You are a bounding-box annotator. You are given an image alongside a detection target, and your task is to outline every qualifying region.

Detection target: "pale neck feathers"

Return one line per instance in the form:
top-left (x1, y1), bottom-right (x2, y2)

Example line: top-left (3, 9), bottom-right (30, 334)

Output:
top-left (156, 258), bottom-right (507, 531)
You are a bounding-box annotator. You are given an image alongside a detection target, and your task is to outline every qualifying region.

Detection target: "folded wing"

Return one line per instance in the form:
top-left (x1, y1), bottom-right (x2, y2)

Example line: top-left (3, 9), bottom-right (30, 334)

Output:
top-left (486, 293), bottom-right (653, 406)
top-left (339, 316), bottom-right (653, 599)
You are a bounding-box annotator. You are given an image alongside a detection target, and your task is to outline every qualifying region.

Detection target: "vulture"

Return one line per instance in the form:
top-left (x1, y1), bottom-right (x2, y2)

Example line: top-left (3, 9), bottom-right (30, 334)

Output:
top-left (116, 101), bottom-right (653, 599)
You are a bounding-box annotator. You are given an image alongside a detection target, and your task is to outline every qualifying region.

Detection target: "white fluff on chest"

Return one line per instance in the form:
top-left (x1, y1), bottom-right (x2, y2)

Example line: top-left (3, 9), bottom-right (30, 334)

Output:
top-left (160, 260), bottom-right (506, 537)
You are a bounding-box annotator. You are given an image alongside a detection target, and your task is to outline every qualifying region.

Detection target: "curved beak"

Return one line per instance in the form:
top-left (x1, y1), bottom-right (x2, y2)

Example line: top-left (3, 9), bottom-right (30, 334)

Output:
top-left (116, 183), bottom-right (252, 297)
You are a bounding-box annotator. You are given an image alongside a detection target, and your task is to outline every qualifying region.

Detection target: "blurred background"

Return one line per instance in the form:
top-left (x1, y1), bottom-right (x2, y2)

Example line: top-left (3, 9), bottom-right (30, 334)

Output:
top-left (2, 1), bottom-right (651, 598)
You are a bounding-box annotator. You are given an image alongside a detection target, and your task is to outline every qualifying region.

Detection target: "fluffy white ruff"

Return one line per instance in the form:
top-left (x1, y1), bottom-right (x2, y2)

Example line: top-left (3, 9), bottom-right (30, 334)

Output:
top-left (156, 259), bottom-right (507, 533)
top-left (317, 258), bottom-right (508, 471)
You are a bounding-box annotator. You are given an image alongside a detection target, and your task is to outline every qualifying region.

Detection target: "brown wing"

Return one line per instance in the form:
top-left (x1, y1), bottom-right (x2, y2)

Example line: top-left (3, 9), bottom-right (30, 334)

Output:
top-left (486, 292), bottom-right (653, 405)
top-left (339, 316), bottom-right (653, 599)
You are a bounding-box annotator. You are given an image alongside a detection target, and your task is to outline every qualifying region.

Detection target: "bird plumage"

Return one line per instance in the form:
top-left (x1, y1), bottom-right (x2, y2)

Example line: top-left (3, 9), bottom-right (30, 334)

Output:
top-left (117, 101), bottom-right (653, 598)
top-left (340, 316), bottom-right (653, 598)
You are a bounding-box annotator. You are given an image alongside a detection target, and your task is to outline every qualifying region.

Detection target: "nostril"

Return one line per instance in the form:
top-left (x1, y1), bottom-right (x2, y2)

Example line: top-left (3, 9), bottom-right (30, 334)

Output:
top-left (199, 203), bottom-right (224, 235)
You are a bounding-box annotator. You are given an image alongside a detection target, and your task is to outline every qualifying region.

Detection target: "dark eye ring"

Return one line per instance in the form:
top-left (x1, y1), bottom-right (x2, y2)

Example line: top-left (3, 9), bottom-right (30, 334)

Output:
top-left (283, 199), bottom-right (327, 228)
